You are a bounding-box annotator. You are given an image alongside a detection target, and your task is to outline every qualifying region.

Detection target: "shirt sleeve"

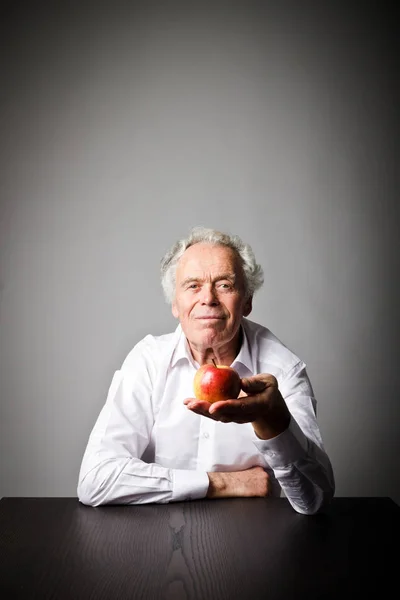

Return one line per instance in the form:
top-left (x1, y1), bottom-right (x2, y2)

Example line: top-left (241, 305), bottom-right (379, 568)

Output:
top-left (252, 361), bottom-right (335, 515)
top-left (77, 342), bottom-right (209, 506)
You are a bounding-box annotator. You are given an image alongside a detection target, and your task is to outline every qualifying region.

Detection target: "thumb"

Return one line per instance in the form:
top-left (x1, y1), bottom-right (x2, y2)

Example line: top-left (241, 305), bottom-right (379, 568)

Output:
top-left (241, 374), bottom-right (278, 394)
top-left (241, 377), bottom-right (267, 394)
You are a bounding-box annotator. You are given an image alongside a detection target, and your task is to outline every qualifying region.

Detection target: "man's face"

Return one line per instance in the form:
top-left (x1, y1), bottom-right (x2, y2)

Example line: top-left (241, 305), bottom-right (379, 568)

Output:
top-left (172, 243), bottom-right (252, 352)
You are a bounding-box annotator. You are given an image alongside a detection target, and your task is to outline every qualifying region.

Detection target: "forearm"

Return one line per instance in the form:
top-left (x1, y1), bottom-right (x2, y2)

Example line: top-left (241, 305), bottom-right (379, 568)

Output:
top-left (78, 454), bottom-right (172, 506)
top-left (252, 411), bottom-right (291, 441)
top-left (253, 418), bottom-right (335, 515)
top-left (274, 451), bottom-right (335, 515)
top-left (206, 472), bottom-right (234, 498)
top-left (206, 466), bottom-right (270, 499)
top-left (78, 454), bottom-right (209, 506)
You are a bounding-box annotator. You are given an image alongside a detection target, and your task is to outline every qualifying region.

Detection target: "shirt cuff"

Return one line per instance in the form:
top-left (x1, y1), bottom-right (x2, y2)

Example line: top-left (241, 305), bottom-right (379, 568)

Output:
top-left (252, 417), bottom-right (309, 468)
top-left (171, 469), bottom-right (210, 502)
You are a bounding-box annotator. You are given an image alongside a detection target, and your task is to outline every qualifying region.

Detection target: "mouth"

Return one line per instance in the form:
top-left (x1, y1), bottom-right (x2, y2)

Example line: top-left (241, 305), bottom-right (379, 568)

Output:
top-left (196, 316), bottom-right (225, 320)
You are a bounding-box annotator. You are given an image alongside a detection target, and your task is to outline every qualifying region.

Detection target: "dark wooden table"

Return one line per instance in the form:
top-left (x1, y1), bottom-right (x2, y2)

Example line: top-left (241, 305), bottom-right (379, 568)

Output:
top-left (0, 496), bottom-right (399, 599)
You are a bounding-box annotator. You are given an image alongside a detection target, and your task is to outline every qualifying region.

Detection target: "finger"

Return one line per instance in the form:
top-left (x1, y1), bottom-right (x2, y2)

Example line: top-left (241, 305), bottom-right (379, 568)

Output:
top-left (185, 399), bottom-right (211, 411)
top-left (241, 379), bottom-right (266, 394)
top-left (184, 400), bottom-right (223, 421)
top-left (209, 399), bottom-right (239, 414)
top-left (184, 397), bottom-right (198, 405)
top-left (188, 407), bottom-right (213, 418)
top-left (209, 398), bottom-right (260, 422)
top-left (241, 374), bottom-right (278, 394)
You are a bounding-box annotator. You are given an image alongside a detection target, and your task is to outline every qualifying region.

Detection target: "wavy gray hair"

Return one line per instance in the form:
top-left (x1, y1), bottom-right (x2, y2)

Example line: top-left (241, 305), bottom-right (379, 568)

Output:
top-left (160, 227), bottom-right (264, 303)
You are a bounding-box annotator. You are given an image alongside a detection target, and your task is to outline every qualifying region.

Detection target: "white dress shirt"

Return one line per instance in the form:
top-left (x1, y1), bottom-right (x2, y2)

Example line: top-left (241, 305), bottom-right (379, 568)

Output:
top-left (77, 318), bottom-right (335, 514)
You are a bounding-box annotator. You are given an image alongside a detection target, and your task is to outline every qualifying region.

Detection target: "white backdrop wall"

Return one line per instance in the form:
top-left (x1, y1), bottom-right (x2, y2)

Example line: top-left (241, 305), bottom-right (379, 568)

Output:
top-left (1, 1), bottom-right (399, 503)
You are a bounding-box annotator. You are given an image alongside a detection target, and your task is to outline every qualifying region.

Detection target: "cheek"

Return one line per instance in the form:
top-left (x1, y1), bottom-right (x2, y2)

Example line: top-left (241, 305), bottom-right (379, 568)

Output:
top-left (228, 298), bottom-right (245, 319)
top-left (180, 299), bottom-right (195, 318)
top-left (175, 294), bottom-right (200, 320)
top-left (187, 303), bottom-right (197, 318)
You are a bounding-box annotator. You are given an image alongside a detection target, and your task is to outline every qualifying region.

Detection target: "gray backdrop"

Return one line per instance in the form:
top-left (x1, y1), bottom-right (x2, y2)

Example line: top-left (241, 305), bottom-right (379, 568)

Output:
top-left (1, 1), bottom-right (399, 504)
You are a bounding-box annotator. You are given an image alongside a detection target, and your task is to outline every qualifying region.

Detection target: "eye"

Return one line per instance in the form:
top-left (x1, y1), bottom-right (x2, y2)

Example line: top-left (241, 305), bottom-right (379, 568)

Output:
top-left (188, 283), bottom-right (199, 289)
top-left (218, 282), bottom-right (232, 289)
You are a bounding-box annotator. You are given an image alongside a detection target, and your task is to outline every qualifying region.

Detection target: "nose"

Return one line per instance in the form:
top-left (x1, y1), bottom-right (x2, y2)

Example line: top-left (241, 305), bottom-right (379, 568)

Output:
top-left (200, 284), bottom-right (220, 306)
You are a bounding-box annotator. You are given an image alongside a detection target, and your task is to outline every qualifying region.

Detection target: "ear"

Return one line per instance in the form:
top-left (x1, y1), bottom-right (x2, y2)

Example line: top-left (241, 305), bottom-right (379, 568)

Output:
top-left (243, 295), bottom-right (253, 317)
top-left (172, 301), bottom-right (179, 319)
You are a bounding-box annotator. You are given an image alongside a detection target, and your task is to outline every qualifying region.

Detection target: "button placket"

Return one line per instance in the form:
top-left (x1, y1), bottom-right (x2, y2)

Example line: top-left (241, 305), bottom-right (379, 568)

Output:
top-left (197, 419), bottom-right (214, 470)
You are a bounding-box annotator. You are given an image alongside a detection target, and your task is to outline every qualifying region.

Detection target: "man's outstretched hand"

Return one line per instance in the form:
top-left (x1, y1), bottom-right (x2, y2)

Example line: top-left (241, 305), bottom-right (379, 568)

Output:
top-left (184, 373), bottom-right (291, 440)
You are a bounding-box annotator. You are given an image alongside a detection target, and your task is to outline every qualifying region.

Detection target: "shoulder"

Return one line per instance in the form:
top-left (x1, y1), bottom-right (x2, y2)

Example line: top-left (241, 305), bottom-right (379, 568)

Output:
top-left (120, 328), bottom-right (179, 375)
top-left (243, 318), bottom-right (304, 378)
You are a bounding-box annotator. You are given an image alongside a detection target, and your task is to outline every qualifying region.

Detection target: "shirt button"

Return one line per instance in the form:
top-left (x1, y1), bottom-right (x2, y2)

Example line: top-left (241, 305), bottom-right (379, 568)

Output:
top-left (203, 432), bottom-right (209, 439)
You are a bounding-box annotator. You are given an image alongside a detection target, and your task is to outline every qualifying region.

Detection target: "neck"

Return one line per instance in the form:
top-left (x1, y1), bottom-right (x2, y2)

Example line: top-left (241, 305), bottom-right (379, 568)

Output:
top-left (188, 328), bottom-right (243, 366)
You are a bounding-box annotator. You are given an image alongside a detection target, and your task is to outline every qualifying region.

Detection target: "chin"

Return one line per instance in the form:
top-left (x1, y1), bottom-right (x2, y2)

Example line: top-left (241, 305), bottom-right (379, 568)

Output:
top-left (196, 330), bottom-right (228, 349)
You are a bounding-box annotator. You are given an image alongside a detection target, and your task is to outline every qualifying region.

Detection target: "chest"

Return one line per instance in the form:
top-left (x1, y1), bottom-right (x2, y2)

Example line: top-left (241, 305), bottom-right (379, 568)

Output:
top-left (150, 363), bottom-right (267, 471)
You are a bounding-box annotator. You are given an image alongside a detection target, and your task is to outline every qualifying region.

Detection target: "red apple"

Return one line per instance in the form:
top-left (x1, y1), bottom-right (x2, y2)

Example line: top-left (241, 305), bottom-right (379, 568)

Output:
top-left (193, 361), bottom-right (241, 403)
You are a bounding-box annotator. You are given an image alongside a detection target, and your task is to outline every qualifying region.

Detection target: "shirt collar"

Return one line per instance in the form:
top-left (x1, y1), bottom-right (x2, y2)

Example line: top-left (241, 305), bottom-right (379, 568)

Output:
top-left (170, 325), bottom-right (198, 369)
top-left (170, 321), bottom-right (253, 372)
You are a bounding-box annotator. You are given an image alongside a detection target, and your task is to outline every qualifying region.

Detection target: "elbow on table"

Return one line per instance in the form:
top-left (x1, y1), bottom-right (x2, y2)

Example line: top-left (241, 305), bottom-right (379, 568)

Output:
top-left (291, 482), bottom-right (335, 516)
top-left (77, 491), bottom-right (102, 508)
top-left (77, 487), bottom-right (101, 507)
top-left (77, 456), bottom-right (130, 507)
top-left (77, 475), bottom-right (108, 507)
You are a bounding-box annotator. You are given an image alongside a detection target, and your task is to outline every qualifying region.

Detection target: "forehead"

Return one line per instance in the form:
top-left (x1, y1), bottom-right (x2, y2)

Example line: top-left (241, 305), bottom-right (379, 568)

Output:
top-left (176, 243), bottom-right (241, 277)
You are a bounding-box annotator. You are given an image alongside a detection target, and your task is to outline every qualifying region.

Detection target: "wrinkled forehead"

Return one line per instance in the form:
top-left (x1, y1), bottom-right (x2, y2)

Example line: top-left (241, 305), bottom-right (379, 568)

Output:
top-left (176, 243), bottom-right (244, 282)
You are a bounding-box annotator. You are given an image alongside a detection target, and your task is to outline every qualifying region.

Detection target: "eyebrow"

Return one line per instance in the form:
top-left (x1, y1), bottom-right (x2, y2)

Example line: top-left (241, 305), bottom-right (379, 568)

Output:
top-left (180, 274), bottom-right (237, 288)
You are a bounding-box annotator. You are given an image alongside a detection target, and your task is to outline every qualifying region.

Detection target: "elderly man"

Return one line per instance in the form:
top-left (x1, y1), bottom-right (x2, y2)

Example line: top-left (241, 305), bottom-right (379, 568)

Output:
top-left (77, 227), bottom-right (334, 514)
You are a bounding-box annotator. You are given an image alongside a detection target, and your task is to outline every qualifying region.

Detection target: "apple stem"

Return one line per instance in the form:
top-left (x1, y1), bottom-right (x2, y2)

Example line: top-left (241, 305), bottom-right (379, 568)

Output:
top-left (212, 358), bottom-right (217, 367)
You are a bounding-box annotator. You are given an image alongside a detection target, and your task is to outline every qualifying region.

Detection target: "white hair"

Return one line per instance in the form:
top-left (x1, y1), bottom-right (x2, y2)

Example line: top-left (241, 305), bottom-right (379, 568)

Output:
top-left (160, 226), bottom-right (264, 303)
